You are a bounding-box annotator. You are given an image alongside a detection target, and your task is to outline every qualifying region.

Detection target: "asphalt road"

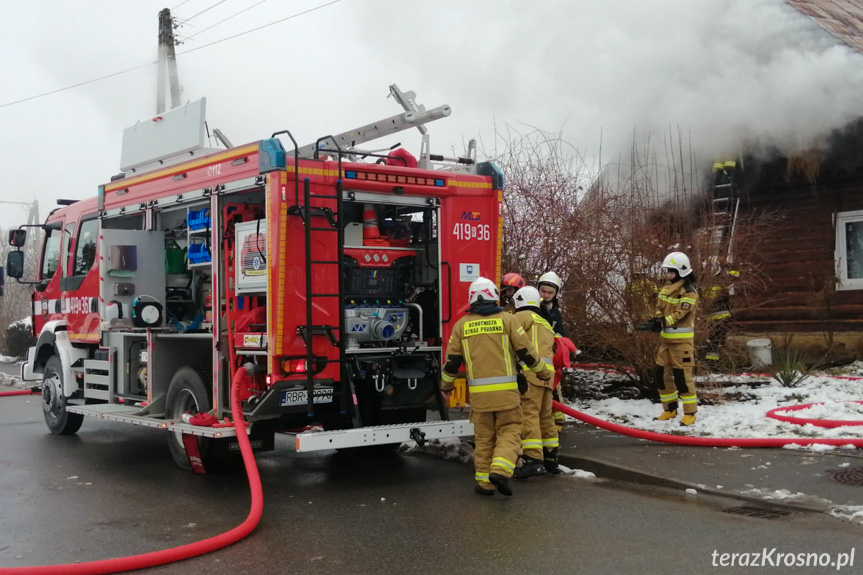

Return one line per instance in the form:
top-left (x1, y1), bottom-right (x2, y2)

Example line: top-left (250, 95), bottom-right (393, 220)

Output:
top-left (1, 394), bottom-right (861, 575)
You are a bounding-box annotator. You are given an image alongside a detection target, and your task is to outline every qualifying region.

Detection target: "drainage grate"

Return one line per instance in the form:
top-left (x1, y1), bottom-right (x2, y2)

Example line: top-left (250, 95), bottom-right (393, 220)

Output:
top-left (827, 466), bottom-right (863, 486)
top-left (722, 506), bottom-right (793, 520)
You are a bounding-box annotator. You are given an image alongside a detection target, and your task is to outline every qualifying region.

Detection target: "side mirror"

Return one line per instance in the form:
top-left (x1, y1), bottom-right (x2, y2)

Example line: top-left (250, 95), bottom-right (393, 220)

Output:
top-left (8, 229), bottom-right (26, 248)
top-left (6, 251), bottom-right (24, 279)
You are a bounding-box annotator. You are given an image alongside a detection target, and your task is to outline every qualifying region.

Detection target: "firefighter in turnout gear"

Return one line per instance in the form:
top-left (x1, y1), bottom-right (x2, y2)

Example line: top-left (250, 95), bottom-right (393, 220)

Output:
top-left (500, 272), bottom-right (526, 312)
top-left (441, 277), bottom-right (553, 496)
top-left (641, 252), bottom-right (700, 426)
top-left (537, 270), bottom-right (568, 432)
top-left (702, 259), bottom-right (739, 364)
top-left (511, 286), bottom-right (560, 478)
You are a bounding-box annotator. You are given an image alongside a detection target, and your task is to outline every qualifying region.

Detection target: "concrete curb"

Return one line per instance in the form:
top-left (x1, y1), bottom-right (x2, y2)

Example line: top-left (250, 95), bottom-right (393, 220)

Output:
top-left (559, 454), bottom-right (826, 514)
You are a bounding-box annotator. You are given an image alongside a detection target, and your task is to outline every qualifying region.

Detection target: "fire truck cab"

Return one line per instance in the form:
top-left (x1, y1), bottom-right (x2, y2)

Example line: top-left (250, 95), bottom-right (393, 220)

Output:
top-left (7, 88), bottom-right (502, 471)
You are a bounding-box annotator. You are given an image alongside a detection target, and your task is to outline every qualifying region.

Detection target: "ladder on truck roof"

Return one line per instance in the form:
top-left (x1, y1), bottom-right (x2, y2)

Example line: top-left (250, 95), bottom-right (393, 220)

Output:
top-left (295, 84), bottom-right (476, 171)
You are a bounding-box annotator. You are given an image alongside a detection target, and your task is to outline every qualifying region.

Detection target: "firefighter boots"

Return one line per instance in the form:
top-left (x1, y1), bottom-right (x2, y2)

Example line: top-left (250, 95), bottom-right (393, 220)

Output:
top-left (655, 410), bottom-right (677, 421)
top-left (489, 473), bottom-right (513, 496)
top-left (543, 447), bottom-right (561, 475)
top-left (680, 414), bottom-right (697, 426)
top-left (514, 455), bottom-right (547, 479)
top-left (474, 485), bottom-right (495, 496)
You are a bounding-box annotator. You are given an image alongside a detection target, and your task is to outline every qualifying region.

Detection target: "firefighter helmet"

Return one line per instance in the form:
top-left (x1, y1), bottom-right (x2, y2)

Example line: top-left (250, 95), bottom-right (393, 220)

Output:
top-left (537, 271), bottom-right (562, 295)
top-left (662, 252), bottom-right (692, 277)
top-left (502, 272), bottom-right (526, 290)
top-left (513, 286), bottom-right (541, 310)
top-left (468, 277), bottom-right (500, 305)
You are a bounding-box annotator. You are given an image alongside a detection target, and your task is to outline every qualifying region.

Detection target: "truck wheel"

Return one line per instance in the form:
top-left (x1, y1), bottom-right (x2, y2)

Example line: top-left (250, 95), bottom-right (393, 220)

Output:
top-left (165, 367), bottom-right (215, 471)
top-left (42, 355), bottom-right (84, 435)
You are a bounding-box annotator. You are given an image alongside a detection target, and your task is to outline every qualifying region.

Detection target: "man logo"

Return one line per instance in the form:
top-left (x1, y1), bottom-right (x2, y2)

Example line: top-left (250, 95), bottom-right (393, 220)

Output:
top-left (461, 211), bottom-right (481, 221)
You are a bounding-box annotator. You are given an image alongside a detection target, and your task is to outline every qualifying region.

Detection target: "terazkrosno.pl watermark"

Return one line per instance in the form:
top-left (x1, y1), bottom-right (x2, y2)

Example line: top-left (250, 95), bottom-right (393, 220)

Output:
top-left (712, 549), bottom-right (855, 570)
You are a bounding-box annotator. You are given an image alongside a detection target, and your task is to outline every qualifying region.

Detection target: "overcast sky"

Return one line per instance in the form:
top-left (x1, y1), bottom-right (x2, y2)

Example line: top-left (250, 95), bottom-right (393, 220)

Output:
top-left (1, 0), bottom-right (862, 230)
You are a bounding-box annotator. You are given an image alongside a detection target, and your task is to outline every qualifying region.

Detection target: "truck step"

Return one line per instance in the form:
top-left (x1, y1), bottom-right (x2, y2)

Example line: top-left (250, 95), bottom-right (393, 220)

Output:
top-left (293, 420), bottom-right (474, 452)
top-left (65, 403), bottom-right (241, 438)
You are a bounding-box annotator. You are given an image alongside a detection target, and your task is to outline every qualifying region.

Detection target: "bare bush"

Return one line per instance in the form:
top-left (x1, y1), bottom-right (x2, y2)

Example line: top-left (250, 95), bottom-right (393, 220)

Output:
top-left (490, 126), bottom-right (780, 397)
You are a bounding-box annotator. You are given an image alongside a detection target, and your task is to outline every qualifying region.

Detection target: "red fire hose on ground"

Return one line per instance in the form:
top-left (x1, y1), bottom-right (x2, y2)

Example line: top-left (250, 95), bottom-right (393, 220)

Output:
top-left (765, 401), bottom-right (863, 429)
top-left (0, 389), bottom-right (39, 398)
top-left (0, 364), bottom-right (262, 575)
top-left (551, 400), bottom-right (863, 448)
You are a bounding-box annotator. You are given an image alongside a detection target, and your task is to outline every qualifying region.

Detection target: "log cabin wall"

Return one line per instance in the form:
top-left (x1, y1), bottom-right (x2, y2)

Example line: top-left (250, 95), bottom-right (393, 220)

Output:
top-left (734, 121), bottom-right (863, 340)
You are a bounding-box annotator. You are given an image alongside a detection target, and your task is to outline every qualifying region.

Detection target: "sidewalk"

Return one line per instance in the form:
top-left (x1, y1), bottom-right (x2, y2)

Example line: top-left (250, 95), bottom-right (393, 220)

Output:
top-left (557, 422), bottom-right (863, 517)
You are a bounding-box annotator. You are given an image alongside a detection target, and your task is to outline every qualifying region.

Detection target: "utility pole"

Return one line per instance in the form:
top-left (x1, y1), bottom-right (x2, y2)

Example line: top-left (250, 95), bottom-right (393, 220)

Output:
top-left (156, 8), bottom-right (181, 114)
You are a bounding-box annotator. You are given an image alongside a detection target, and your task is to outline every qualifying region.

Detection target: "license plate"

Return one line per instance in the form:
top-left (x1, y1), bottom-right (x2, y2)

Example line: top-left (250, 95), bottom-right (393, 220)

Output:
top-left (280, 388), bottom-right (333, 407)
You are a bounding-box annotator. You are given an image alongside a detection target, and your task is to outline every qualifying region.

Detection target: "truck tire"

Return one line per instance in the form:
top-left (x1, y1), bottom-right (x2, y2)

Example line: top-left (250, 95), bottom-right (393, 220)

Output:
top-left (42, 355), bottom-right (84, 435)
top-left (165, 367), bottom-right (216, 471)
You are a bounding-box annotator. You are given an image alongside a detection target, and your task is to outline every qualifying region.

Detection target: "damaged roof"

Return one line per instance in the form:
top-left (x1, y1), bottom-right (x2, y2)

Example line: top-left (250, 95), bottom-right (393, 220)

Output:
top-left (787, 0), bottom-right (863, 54)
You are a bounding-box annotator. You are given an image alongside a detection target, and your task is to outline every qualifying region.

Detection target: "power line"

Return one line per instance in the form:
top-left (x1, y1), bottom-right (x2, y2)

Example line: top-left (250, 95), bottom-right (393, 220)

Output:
top-left (171, 0), bottom-right (195, 9)
top-left (0, 0), bottom-right (343, 110)
top-left (188, 0), bottom-right (270, 39)
top-left (179, 0), bottom-right (230, 23)
top-left (178, 0), bottom-right (341, 55)
top-left (0, 62), bottom-right (156, 109)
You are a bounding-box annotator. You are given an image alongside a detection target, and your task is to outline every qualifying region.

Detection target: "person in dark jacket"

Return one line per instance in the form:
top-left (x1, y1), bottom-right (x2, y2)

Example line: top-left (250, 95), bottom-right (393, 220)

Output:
top-left (537, 271), bottom-right (567, 337)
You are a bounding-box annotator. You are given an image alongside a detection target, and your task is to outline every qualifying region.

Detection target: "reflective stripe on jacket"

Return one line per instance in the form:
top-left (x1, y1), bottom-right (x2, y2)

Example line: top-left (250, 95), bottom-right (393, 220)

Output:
top-left (655, 279), bottom-right (698, 342)
top-left (442, 311), bottom-right (543, 412)
top-left (514, 310), bottom-right (557, 389)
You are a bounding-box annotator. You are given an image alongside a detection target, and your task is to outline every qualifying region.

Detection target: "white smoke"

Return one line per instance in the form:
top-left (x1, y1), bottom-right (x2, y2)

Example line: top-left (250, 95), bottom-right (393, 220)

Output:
top-left (340, 0), bottom-right (863, 168)
top-left (2, 0), bottom-right (862, 232)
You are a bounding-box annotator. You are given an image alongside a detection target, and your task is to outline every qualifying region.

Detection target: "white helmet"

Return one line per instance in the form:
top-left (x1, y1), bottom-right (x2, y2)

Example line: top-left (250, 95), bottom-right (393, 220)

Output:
top-left (661, 251), bottom-right (692, 277)
top-left (468, 277), bottom-right (500, 305)
top-left (537, 271), bottom-right (562, 294)
top-left (513, 286), bottom-right (541, 310)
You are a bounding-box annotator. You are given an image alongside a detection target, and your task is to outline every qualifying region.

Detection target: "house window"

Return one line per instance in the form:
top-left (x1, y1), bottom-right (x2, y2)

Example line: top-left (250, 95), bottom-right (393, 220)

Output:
top-left (835, 210), bottom-right (863, 290)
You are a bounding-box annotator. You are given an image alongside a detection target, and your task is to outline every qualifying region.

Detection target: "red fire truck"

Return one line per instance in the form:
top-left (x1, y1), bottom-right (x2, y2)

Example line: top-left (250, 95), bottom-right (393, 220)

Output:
top-left (4, 87), bottom-right (502, 472)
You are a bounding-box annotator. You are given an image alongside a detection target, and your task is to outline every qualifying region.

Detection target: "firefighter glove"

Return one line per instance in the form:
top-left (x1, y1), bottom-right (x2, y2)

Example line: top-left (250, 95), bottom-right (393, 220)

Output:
top-left (517, 373), bottom-right (528, 394)
top-left (537, 368), bottom-right (553, 381)
top-left (635, 318), bottom-right (664, 332)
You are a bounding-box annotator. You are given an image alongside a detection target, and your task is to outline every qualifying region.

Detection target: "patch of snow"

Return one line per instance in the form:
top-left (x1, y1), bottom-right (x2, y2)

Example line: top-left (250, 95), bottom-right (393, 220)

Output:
top-left (400, 437), bottom-right (474, 464)
top-left (0, 355), bottom-right (20, 363)
top-left (566, 368), bottom-right (863, 443)
top-left (762, 488), bottom-right (805, 500)
top-left (782, 443), bottom-right (838, 453)
top-left (685, 488), bottom-right (698, 495)
top-left (8, 317), bottom-right (31, 329)
top-left (558, 464), bottom-right (597, 479)
top-left (830, 505), bottom-right (863, 524)
top-left (775, 401), bottom-right (863, 422)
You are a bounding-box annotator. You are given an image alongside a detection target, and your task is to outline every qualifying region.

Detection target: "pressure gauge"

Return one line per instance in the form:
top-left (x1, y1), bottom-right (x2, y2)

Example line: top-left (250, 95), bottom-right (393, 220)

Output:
top-left (132, 298), bottom-right (163, 328)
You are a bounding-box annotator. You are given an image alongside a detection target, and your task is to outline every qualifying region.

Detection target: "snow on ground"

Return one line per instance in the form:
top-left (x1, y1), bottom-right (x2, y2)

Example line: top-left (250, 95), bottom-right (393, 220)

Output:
top-left (0, 355), bottom-right (19, 363)
top-left (0, 371), bottom-right (23, 387)
top-left (776, 401), bottom-right (863, 421)
top-left (565, 368), bottom-right (863, 446)
top-left (830, 505), bottom-right (863, 524)
top-left (400, 437), bottom-right (474, 464)
top-left (401, 438), bottom-right (599, 479)
top-left (8, 316), bottom-right (31, 329)
top-left (558, 464), bottom-right (597, 479)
